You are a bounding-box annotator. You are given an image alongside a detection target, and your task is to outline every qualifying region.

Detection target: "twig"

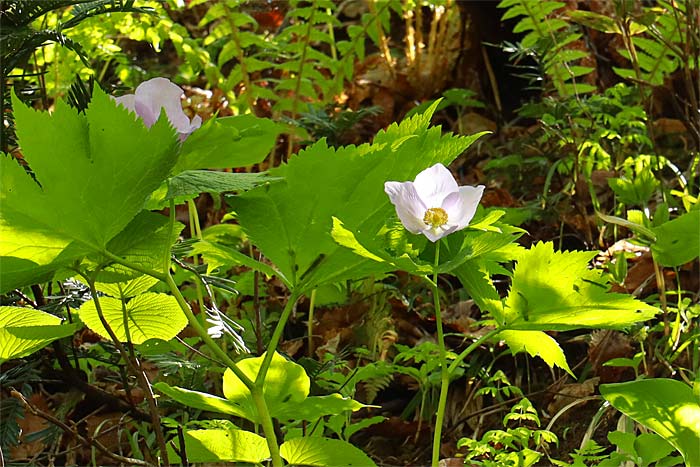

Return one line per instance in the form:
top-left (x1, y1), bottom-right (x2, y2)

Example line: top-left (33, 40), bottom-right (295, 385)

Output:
top-left (10, 390), bottom-right (154, 467)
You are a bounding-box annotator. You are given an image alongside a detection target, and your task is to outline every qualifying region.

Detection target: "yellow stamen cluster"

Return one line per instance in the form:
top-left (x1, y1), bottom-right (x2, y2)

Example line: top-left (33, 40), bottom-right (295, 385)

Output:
top-left (423, 207), bottom-right (449, 228)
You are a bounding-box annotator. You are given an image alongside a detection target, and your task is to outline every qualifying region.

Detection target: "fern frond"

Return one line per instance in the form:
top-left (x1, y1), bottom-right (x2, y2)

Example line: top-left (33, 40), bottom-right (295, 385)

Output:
top-left (498, 0), bottom-right (595, 96)
top-left (62, 0), bottom-right (155, 30)
top-left (66, 73), bottom-right (94, 111)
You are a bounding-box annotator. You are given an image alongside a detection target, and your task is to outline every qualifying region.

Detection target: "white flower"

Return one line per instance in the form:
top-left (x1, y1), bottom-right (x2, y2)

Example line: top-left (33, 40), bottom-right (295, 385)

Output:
top-left (114, 77), bottom-right (202, 141)
top-left (384, 163), bottom-right (485, 242)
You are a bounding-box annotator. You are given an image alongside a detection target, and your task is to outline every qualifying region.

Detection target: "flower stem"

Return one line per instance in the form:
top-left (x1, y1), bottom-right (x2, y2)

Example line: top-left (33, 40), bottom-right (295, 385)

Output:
top-left (431, 240), bottom-right (447, 467)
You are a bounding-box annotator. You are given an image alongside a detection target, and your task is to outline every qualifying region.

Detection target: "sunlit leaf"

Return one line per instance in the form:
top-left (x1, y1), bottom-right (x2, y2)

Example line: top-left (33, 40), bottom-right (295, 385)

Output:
top-left (174, 115), bottom-right (284, 173)
top-left (0, 307), bottom-right (79, 363)
top-left (601, 379), bottom-right (700, 466)
top-left (167, 423), bottom-right (270, 464)
top-left (276, 393), bottom-right (367, 421)
top-left (231, 101), bottom-right (487, 291)
top-left (499, 330), bottom-right (572, 375)
top-left (651, 210), bottom-right (700, 267)
top-left (0, 88), bottom-right (178, 292)
top-left (280, 437), bottom-right (377, 467)
top-left (78, 293), bottom-right (186, 344)
top-left (502, 242), bottom-right (658, 330)
top-left (154, 382), bottom-right (249, 419)
top-left (222, 352), bottom-right (309, 423)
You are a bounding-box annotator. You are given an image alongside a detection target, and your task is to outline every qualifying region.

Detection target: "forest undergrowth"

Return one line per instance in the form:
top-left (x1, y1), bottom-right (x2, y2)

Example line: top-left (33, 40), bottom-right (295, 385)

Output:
top-left (1, 1), bottom-right (699, 466)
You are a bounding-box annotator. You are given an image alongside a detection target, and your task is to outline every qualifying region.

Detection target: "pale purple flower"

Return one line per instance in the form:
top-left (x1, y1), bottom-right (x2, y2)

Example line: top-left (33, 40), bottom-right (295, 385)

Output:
top-left (384, 163), bottom-right (485, 242)
top-left (114, 77), bottom-right (202, 141)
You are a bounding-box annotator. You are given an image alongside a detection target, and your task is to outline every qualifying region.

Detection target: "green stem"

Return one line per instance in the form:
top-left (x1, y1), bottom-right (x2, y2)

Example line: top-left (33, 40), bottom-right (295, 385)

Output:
top-left (255, 290), bottom-right (301, 385)
top-left (162, 274), bottom-right (252, 385)
top-left (187, 200), bottom-right (207, 323)
top-left (165, 271), bottom-right (285, 466)
top-left (447, 328), bottom-right (502, 375)
top-left (250, 388), bottom-right (283, 467)
top-left (651, 253), bottom-right (669, 337)
top-left (103, 203), bottom-right (285, 465)
top-left (308, 289), bottom-right (317, 357)
top-left (102, 243), bottom-right (284, 465)
top-left (431, 240), bottom-right (446, 467)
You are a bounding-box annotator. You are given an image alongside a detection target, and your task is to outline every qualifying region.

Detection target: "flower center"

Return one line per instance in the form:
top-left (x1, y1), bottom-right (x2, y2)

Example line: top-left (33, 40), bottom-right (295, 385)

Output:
top-left (423, 207), bottom-right (449, 228)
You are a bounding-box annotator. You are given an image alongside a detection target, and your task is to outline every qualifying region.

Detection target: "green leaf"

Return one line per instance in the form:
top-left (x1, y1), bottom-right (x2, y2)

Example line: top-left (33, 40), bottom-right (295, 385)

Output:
top-left (502, 242), bottom-right (658, 330)
top-left (230, 100), bottom-right (487, 291)
top-left (597, 212), bottom-right (657, 242)
top-left (167, 171), bottom-right (280, 200)
top-left (276, 394), bottom-right (367, 421)
top-left (280, 437), bottom-right (377, 467)
top-left (499, 330), bottom-right (572, 375)
top-left (0, 306), bottom-right (80, 363)
top-left (153, 382), bottom-right (249, 419)
top-left (222, 352), bottom-right (309, 423)
top-left (191, 240), bottom-right (289, 285)
top-left (96, 212), bottom-right (184, 282)
top-left (148, 170), bottom-right (282, 209)
top-left (567, 10), bottom-right (620, 33)
top-left (330, 217), bottom-right (431, 276)
top-left (169, 426), bottom-right (270, 464)
top-left (437, 226), bottom-right (523, 274)
top-left (78, 293), bottom-right (187, 344)
top-left (330, 217), bottom-right (385, 263)
top-left (454, 260), bottom-right (504, 317)
top-left (651, 210), bottom-right (700, 267)
top-left (600, 378), bottom-right (700, 466)
top-left (4, 89), bottom-right (177, 250)
top-left (96, 275), bottom-right (159, 298)
top-left (469, 209), bottom-right (506, 231)
top-left (0, 88), bottom-right (178, 291)
top-left (0, 241), bottom-right (85, 294)
top-left (634, 433), bottom-right (676, 467)
top-left (174, 115), bottom-right (284, 173)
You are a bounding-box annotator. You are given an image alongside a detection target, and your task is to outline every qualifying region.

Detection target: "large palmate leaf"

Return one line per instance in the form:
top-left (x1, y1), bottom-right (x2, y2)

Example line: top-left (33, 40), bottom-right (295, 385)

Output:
top-left (231, 102), bottom-right (487, 291)
top-left (0, 88), bottom-right (178, 292)
top-left (280, 437), bottom-right (377, 467)
top-left (600, 378), bottom-right (700, 466)
top-left (501, 242), bottom-right (658, 330)
top-left (93, 212), bottom-right (184, 284)
top-left (78, 293), bottom-right (186, 344)
top-left (0, 306), bottom-right (80, 363)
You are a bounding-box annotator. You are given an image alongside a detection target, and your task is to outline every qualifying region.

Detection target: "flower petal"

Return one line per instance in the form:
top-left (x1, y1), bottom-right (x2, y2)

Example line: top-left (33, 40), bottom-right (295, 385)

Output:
top-left (421, 224), bottom-right (458, 242)
top-left (442, 185), bottom-right (485, 230)
top-left (385, 181), bottom-right (428, 234)
top-left (178, 114), bottom-right (203, 141)
top-left (413, 163), bottom-right (459, 208)
top-left (114, 94), bottom-right (136, 112)
top-left (133, 77), bottom-right (193, 133)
